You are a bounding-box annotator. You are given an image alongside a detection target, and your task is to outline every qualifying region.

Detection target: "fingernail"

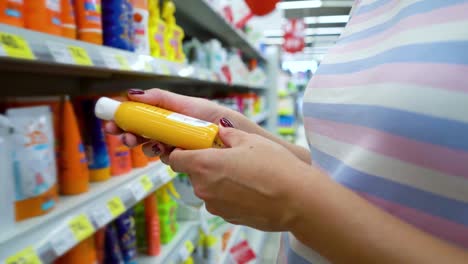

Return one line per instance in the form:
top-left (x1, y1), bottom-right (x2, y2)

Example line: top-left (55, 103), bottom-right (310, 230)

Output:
top-left (220, 117), bottom-right (234, 128)
top-left (122, 134), bottom-right (129, 146)
top-left (128, 88), bottom-right (145, 95)
top-left (152, 144), bottom-right (161, 155)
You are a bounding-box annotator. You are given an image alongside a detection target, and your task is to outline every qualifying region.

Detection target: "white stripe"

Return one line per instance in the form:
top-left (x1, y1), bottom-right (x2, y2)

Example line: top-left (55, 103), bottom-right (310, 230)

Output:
top-left (324, 21), bottom-right (468, 64)
top-left (303, 83), bottom-right (468, 123)
top-left (288, 233), bottom-right (331, 263)
top-left (308, 133), bottom-right (468, 203)
top-left (341, 0), bottom-right (424, 37)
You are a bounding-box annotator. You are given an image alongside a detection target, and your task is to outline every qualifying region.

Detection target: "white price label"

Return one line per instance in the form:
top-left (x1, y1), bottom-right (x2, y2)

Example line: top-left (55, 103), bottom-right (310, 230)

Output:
top-left (47, 42), bottom-right (74, 64)
top-left (89, 205), bottom-right (113, 228)
top-left (50, 227), bottom-right (76, 255)
top-left (159, 166), bottom-right (172, 183)
top-left (101, 52), bottom-right (132, 70)
top-left (129, 180), bottom-right (146, 201)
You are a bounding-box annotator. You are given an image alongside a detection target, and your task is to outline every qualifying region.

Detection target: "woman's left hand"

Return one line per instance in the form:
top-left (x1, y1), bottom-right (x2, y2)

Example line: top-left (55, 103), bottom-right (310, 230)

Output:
top-left (164, 125), bottom-right (311, 231)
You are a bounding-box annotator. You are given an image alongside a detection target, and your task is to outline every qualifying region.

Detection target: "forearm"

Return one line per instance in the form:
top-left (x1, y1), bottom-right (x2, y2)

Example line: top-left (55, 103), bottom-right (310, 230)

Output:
top-left (229, 110), bottom-right (311, 164)
top-left (288, 164), bottom-right (468, 263)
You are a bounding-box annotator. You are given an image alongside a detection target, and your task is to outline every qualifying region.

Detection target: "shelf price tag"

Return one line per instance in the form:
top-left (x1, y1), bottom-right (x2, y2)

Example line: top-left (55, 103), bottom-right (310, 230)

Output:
top-left (179, 240), bottom-right (195, 261)
top-left (159, 166), bottom-right (172, 183)
top-left (68, 46), bottom-right (93, 66)
top-left (114, 54), bottom-right (131, 70)
top-left (68, 214), bottom-right (95, 242)
top-left (89, 204), bottom-right (113, 228)
top-left (0, 32), bottom-right (35, 60)
top-left (129, 179), bottom-right (146, 201)
top-left (107, 197), bottom-right (126, 217)
top-left (159, 63), bottom-right (171, 75)
top-left (5, 247), bottom-right (42, 264)
top-left (140, 175), bottom-right (154, 192)
top-left (101, 52), bottom-right (132, 70)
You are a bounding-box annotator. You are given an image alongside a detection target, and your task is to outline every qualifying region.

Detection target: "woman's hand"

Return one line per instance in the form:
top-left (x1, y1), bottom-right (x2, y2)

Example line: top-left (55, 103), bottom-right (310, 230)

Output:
top-left (164, 125), bottom-right (309, 231)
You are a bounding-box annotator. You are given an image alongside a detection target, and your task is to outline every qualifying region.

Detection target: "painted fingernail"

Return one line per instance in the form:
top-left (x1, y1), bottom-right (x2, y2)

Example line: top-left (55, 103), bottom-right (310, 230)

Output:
top-left (122, 134), bottom-right (129, 146)
top-left (152, 144), bottom-right (161, 155)
top-left (128, 88), bottom-right (145, 95)
top-left (220, 117), bottom-right (234, 128)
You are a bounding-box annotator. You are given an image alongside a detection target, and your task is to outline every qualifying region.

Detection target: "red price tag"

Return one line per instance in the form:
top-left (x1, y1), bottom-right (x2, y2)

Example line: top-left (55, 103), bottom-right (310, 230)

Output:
top-left (229, 240), bottom-right (256, 264)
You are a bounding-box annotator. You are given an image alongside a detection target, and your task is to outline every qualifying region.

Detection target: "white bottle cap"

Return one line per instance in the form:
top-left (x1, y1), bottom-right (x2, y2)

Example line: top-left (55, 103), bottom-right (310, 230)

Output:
top-left (95, 97), bottom-right (121, 121)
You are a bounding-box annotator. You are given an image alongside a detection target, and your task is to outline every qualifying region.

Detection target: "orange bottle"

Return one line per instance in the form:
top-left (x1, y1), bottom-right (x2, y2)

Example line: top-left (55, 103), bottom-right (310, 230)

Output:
top-left (61, 0), bottom-right (77, 39)
top-left (60, 97), bottom-right (89, 195)
top-left (54, 236), bottom-right (98, 264)
top-left (74, 0), bottom-right (102, 44)
top-left (131, 144), bottom-right (148, 168)
top-left (0, 0), bottom-right (24, 27)
top-left (106, 134), bottom-right (132, 176)
top-left (24, 0), bottom-right (62, 36)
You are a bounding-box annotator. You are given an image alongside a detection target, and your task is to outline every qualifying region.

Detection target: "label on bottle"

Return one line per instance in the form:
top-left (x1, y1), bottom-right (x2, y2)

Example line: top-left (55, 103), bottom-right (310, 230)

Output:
top-left (46, 0), bottom-right (60, 12)
top-left (166, 113), bottom-right (212, 127)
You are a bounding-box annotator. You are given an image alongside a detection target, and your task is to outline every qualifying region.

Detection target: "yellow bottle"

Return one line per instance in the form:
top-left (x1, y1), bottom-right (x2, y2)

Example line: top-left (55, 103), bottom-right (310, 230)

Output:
top-left (148, 0), bottom-right (168, 58)
top-left (95, 97), bottom-right (224, 149)
top-left (162, 0), bottom-right (185, 62)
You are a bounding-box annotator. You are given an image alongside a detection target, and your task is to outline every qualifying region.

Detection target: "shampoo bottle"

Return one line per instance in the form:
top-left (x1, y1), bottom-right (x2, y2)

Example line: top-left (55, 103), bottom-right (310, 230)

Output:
top-left (74, 0), bottom-right (102, 44)
top-left (148, 0), bottom-right (167, 58)
top-left (161, 0), bottom-right (185, 62)
top-left (131, 0), bottom-right (150, 55)
top-left (95, 97), bottom-right (224, 150)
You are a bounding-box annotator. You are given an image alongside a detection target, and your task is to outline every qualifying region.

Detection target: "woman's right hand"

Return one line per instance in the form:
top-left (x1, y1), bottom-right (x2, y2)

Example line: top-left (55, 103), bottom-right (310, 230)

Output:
top-left (104, 88), bottom-right (238, 156)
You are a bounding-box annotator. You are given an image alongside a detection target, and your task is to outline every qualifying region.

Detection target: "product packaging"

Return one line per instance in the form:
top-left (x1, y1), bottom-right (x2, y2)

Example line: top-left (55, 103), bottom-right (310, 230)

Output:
top-left (95, 97), bottom-right (224, 150)
top-left (0, 115), bottom-right (15, 234)
top-left (114, 209), bottom-right (137, 263)
top-left (148, 0), bottom-right (167, 58)
top-left (76, 97), bottom-right (111, 182)
top-left (134, 202), bottom-right (147, 252)
top-left (107, 134), bottom-right (132, 176)
top-left (61, 97), bottom-right (89, 194)
top-left (7, 106), bottom-right (58, 221)
top-left (104, 224), bottom-right (125, 264)
top-left (54, 236), bottom-right (98, 264)
top-left (131, 144), bottom-right (149, 168)
top-left (145, 193), bottom-right (161, 255)
top-left (102, 0), bottom-right (135, 51)
top-left (0, 0), bottom-right (24, 27)
top-left (24, 0), bottom-right (62, 36)
top-left (95, 227), bottom-right (106, 264)
top-left (157, 183), bottom-right (179, 244)
top-left (74, 0), bottom-right (103, 44)
top-left (61, 0), bottom-right (77, 39)
top-left (132, 0), bottom-right (150, 54)
top-left (161, 0), bottom-right (185, 62)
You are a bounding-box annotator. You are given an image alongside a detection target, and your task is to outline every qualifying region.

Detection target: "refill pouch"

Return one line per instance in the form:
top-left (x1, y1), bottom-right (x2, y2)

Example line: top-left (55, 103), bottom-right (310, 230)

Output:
top-left (0, 115), bottom-right (15, 233)
top-left (7, 106), bottom-right (58, 221)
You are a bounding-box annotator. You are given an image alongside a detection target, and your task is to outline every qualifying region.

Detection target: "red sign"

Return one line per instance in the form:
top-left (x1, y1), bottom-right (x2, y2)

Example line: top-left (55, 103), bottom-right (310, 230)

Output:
top-left (282, 19), bottom-right (306, 53)
top-left (229, 240), bottom-right (256, 264)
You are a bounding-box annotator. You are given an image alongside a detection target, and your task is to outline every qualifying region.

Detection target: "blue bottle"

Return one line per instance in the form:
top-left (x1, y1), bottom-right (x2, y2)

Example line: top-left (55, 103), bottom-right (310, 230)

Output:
top-left (102, 0), bottom-right (135, 51)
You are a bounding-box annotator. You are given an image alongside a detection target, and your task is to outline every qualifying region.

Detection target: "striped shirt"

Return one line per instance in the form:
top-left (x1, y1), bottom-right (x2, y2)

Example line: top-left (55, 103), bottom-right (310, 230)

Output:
top-left (281, 0), bottom-right (468, 263)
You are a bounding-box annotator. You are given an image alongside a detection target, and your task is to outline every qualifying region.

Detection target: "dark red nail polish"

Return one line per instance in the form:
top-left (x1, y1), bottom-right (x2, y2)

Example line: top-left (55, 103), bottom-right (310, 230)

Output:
top-left (220, 117), bottom-right (234, 128)
top-left (152, 144), bottom-right (161, 155)
top-left (128, 88), bottom-right (145, 95)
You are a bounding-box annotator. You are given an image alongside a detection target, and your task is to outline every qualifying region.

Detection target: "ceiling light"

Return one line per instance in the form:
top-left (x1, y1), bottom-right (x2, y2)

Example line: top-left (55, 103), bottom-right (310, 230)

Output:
top-left (304, 15), bottom-right (349, 24)
top-left (276, 1), bottom-right (322, 9)
top-left (263, 27), bottom-right (343, 37)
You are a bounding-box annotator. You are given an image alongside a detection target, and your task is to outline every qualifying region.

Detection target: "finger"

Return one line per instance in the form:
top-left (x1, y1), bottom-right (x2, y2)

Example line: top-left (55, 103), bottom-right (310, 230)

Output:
top-left (159, 144), bottom-right (175, 164)
top-left (122, 133), bottom-right (148, 147)
top-left (142, 141), bottom-right (162, 157)
top-left (168, 148), bottom-right (214, 174)
top-left (104, 121), bottom-right (124, 135)
top-left (127, 88), bottom-right (192, 113)
top-left (217, 125), bottom-right (249, 147)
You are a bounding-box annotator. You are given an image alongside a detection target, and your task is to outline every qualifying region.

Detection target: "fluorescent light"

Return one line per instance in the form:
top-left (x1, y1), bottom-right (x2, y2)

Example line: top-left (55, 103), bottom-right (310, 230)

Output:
top-left (262, 35), bottom-right (339, 45)
top-left (277, 1), bottom-right (322, 10)
top-left (304, 15), bottom-right (349, 24)
top-left (263, 27), bottom-right (343, 37)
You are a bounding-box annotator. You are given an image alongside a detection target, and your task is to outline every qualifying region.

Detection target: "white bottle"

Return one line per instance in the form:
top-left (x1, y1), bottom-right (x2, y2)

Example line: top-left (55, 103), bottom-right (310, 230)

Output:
top-left (0, 115), bottom-right (15, 235)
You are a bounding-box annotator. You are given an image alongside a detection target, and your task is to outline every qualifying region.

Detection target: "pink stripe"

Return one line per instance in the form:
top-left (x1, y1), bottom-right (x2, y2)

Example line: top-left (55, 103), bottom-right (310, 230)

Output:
top-left (304, 117), bottom-right (468, 179)
top-left (348, 0), bottom-right (398, 26)
top-left (358, 191), bottom-right (468, 248)
top-left (334, 3), bottom-right (468, 53)
top-left (310, 63), bottom-right (468, 93)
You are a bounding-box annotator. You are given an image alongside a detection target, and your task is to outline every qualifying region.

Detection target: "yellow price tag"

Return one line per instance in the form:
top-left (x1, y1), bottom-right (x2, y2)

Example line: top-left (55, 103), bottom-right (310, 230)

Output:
top-left (0, 32), bottom-right (35, 60)
top-left (184, 240), bottom-right (195, 254)
top-left (115, 55), bottom-right (131, 70)
top-left (5, 247), bottom-right (42, 264)
top-left (160, 64), bottom-right (170, 75)
top-left (107, 197), bottom-right (126, 217)
top-left (144, 62), bottom-right (153, 72)
top-left (68, 46), bottom-right (93, 66)
top-left (68, 214), bottom-right (95, 242)
top-left (140, 175), bottom-right (153, 192)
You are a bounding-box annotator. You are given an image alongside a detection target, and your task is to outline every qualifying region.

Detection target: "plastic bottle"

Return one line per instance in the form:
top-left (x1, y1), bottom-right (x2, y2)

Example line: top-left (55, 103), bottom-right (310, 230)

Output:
top-left (74, 0), bottom-right (102, 44)
top-left (95, 97), bottom-right (224, 150)
top-left (144, 193), bottom-right (161, 255)
top-left (24, 0), bottom-right (62, 36)
top-left (61, 0), bottom-right (77, 39)
top-left (130, 144), bottom-right (149, 168)
top-left (54, 236), bottom-right (98, 264)
top-left (0, 116), bottom-right (14, 235)
top-left (0, 0), bottom-right (24, 27)
top-left (102, 0), bottom-right (134, 51)
top-left (148, 0), bottom-right (167, 58)
top-left (157, 183), bottom-right (179, 244)
top-left (131, 0), bottom-right (149, 54)
top-left (114, 209), bottom-right (137, 263)
top-left (107, 134), bottom-right (132, 176)
top-left (161, 0), bottom-right (184, 62)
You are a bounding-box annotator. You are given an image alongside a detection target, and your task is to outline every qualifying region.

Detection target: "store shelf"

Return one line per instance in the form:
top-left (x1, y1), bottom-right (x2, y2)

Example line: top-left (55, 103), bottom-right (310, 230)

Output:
top-left (0, 24), bottom-right (267, 92)
top-left (250, 112), bottom-right (269, 124)
top-left (138, 221), bottom-right (200, 264)
top-left (0, 161), bottom-right (178, 263)
top-left (172, 0), bottom-right (266, 62)
top-left (219, 225), bottom-right (243, 264)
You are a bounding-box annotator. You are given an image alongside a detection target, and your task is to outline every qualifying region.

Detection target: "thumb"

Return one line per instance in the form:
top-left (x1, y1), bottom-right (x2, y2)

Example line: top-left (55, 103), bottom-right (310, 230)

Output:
top-left (218, 125), bottom-right (249, 148)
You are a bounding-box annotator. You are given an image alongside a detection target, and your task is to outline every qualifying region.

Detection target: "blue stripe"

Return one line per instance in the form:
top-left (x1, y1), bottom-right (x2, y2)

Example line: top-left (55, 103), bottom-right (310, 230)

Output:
top-left (303, 103), bottom-right (468, 152)
top-left (340, 0), bottom-right (467, 44)
top-left (310, 147), bottom-right (468, 226)
top-left (317, 41), bottom-right (468, 74)
top-left (284, 234), bottom-right (315, 264)
top-left (354, 0), bottom-right (391, 16)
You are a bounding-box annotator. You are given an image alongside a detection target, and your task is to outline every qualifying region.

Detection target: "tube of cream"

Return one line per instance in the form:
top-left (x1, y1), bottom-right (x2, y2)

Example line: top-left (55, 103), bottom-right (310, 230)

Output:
top-left (7, 106), bottom-right (58, 221)
top-left (95, 97), bottom-right (224, 149)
